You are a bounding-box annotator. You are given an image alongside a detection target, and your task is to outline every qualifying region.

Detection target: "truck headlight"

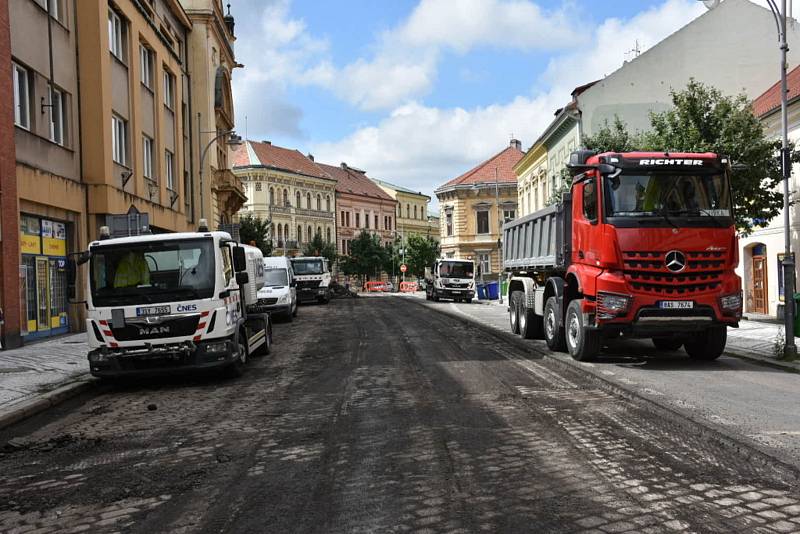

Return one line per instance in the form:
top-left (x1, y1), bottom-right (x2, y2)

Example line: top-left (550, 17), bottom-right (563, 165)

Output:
top-left (278, 295), bottom-right (289, 304)
top-left (720, 292), bottom-right (742, 311)
top-left (205, 341), bottom-right (228, 353)
top-left (597, 291), bottom-right (631, 319)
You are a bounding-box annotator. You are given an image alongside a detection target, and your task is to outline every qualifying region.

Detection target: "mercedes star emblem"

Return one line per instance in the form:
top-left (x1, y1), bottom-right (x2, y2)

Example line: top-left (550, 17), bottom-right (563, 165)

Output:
top-left (665, 250), bottom-right (686, 272)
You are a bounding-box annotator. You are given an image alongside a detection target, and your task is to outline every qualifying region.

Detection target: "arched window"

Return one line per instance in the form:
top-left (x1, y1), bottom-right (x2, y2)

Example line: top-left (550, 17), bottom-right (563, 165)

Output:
top-left (307, 193), bottom-right (311, 209)
top-left (317, 226), bottom-right (321, 237)
top-left (406, 205), bottom-right (410, 218)
top-left (269, 187), bottom-right (274, 205)
top-left (297, 225), bottom-right (303, 243)
top-left (277, 225), bottom-right (283, 241)
top-left (295, 191), bottom-right (301, 207)
top-left (284, 224), bottom-right (289, 242)
top-left (326, 195), bottom-right (331, 211)
top-left (283, 189), bottom-right (288, 206)
top-left (326, 227), bottom-right (331, 242)
top-left (414, 205), bottom-right (418, 219)
top-left (317, 195), bottom-right (321, 210)
top-left (308, 225), bottom-right (313, 241)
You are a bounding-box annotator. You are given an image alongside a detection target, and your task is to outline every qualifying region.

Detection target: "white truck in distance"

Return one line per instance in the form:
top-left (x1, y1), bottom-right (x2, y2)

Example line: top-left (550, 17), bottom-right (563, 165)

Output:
top-left (71, 224), bottom-right (272, 379)
top-left (290, 256), bottom-right (331, 304)
top-left (425, 259), bottom-right (476, 302)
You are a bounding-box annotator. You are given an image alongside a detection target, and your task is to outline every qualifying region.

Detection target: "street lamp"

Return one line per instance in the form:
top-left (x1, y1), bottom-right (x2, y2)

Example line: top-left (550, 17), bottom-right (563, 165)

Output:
top-left (198, 117), bottom-right (243, 222)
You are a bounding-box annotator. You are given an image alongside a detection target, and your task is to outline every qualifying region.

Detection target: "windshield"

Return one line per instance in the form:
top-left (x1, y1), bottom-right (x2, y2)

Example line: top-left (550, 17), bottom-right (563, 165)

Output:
top-left (90, 238), bottom-right (215, 306)
top-left (264, 268), bottom-right (289, 286)
top-left (605, 172), bottom-right (731, 221)
top-left (292, 259), bottom-right (324, 275)
top-left (440, 262), bottom-right (473, 278)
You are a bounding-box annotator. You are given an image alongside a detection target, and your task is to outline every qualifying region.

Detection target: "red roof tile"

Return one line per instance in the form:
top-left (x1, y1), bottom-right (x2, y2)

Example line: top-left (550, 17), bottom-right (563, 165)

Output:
top-left (316, 162), bottom-right (396, 201)
top-left (231, 140), bottom-right (331, 180)
top-left (752, 64), bottom-right (800, 118)
top-left (438, 144), bottom-right (524, 190)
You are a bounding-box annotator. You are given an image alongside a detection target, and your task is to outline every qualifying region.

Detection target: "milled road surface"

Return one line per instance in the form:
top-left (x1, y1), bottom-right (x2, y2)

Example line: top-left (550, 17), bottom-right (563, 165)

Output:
top-left (2, 297), bottom-right (800, 533)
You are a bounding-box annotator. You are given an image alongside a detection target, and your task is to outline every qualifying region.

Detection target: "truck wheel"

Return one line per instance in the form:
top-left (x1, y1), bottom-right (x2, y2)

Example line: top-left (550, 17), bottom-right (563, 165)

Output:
top-left (519, 297), bottom-right (543, 340)
top-left (652, 338), bottom-right (683, 351)
top-left (285, 308), bottom-right (294, 322)
top-left (509, 291), bottom-right (522, 334)
top-left (544, 297), bottom-right (567, 352)
top-left (293, 302), bottom-right (299, 317)
top-left (565, 299), bottom-right (600, 361)
top-left (684, 326), bottom-right (727, 361)
top-left (432, 290), bottom-right (440, 302)
top-left (226, 336), bottom-right (248, 377)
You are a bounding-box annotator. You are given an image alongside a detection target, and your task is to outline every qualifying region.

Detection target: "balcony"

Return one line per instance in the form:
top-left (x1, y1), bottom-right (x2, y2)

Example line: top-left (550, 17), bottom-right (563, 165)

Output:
top-left (213, 169), bottom-right (247, 216)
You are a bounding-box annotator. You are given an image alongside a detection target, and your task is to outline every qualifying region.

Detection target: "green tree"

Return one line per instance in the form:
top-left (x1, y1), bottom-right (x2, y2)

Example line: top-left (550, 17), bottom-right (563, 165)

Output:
top-left (582, 116), bottom-right (645, 153)
top-left (302, 231), bottom-right (337, 265)
top-left (340, 231), bottom-right (388, 282)
top-left (238, 214), bottom-right (272, 256)
top-left (404, 235), bottom-right (440, 279)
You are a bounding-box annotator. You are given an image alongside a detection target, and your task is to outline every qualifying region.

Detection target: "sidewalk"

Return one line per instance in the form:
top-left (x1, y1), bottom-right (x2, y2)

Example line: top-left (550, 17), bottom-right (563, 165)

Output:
top-left (0, 333), bottom-right (93, 429)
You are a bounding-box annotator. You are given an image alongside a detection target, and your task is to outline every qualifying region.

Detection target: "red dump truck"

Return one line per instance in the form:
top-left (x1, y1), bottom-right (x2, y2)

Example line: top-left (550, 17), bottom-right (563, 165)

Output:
top-left (503, 150), bottom-right (742, 361)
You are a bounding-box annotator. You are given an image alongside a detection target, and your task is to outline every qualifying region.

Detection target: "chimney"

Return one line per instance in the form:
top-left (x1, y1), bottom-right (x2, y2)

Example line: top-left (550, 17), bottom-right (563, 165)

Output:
top-left (510, 138), bottom-right (522, 150)
top-left (261, 140), bottom-right (271, 145)
top-left (307, 153), bottom-right (314, 161)
top-left (340, 162), bottom-right (347, 169)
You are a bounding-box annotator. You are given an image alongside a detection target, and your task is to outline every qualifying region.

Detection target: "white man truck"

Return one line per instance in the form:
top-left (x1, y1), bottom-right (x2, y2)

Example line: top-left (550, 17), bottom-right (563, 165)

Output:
top-left (70, 223), bottom-right (273, 379)
top-left (425, 259), bottom-right (476, 302)
top-left (290, 256), bottom-right (332, 304)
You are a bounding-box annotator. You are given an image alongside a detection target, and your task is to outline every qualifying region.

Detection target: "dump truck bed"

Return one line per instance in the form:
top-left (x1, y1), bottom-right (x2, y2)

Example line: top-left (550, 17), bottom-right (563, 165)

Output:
top-left (502, 195), bottom-right (571, 271)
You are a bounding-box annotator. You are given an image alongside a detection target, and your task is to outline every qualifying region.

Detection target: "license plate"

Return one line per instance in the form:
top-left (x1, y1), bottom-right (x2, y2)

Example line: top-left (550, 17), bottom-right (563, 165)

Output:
top-left (136, 305), bottom-right (170, 316)
top-left (659, 301), bottom-right (693, 309)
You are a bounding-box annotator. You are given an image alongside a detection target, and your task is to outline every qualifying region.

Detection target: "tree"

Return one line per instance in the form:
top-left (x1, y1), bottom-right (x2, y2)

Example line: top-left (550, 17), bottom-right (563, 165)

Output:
top-left (404, 235), bottom-right (440, 279)
top-left (302, 231), bottom-right (337, 265)
top-left (238, 214), bottom-right (272, 256)
top-left (580, 80), bottom-right (798, 234)
top-left (339, 231), bottom-right (388, 282)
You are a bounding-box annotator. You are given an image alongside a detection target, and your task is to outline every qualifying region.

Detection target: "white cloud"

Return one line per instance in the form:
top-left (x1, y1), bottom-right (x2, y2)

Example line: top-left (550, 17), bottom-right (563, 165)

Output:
top-left (311, 0), bottom-right (706, 205)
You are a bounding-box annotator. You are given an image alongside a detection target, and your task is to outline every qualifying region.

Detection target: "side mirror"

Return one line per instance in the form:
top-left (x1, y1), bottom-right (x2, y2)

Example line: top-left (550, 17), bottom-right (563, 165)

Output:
top-left (233, 246), bottom-right (247, 272)
top-left (66, 259), bottom-right (77, 300)
top-left (236, 271), bottom-right (249, 285)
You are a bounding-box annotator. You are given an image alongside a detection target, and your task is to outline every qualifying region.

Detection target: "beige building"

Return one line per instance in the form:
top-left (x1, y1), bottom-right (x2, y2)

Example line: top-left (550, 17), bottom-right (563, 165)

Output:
top-left (77, 0), bottom-right (194, 237)
top-left (182, 0), bottom-right (245, 227)
top-left (11, 0), bottom-right (85, 342)
top-left (233, 141), bottom-right (336, 254)
top-left (372, 178), bottom-right (434, 240)
top-left (435, 140), bottom-right (523, 277)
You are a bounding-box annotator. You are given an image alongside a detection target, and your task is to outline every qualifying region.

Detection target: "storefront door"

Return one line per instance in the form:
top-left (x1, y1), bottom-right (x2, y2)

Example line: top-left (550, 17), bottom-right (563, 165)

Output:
top-left (752, 255), bottom-right (768, 315)
top-left (35, 257), bottom-right (50, 333)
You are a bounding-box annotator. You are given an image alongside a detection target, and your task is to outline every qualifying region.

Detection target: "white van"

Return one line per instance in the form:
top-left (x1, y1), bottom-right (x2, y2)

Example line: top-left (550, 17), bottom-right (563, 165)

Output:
top-left (255, 256), bottom-right (298, 320)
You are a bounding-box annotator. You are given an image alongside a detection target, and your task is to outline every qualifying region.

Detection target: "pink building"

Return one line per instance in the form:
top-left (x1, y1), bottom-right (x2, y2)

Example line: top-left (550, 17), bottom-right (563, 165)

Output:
top-left (317, 163), bottom-right (397, 256)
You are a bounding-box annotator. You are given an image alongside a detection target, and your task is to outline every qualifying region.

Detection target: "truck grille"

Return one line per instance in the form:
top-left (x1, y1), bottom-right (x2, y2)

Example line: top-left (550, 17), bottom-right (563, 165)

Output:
top-left (297, 280), bottom-right (320, 290)
top-left (258, 298), bottom-right (278, 306)
top-left (622, 251), bottom-right (726, 296)
top-left (111, 315), bottom-right (200, 341)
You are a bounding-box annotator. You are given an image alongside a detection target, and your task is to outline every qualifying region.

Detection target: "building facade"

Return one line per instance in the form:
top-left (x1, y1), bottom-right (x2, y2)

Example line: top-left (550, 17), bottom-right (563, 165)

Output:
top-left (737, 66), bottom-right (800, 319)
top-left (182, 0), bottom-right (245, 227)
top-left (318, 163), bottom-right (396, 257)
top-left (10, 0), bottom-right (85, 342)
top-left (435, 140), bottom-right (523, 278)
top-left (372, 178), bottom-right (434, 240)
top-left (77, 0), bottom-right (194, 238)
top-left (233, 141), bottom-right (336, 254)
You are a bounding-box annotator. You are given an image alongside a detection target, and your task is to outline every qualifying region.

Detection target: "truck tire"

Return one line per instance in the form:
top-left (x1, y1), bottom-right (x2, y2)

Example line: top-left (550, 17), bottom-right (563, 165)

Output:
top-left (565, 299), bottom-right (600, 361)
top-left (544, 296), bottom-right (567, 352)
top-left (519, 299), bottom-right (543, 340)
top-left (226, 335), bottom-right (248, 378)
top-left (432, 290), bottom-right (440, 302)
top-left (652, 338), bottom-right (683, 351)
top-left (684, 326), bottom-right (727, 361)
top-left (509, 291), bottom-right (522, 334)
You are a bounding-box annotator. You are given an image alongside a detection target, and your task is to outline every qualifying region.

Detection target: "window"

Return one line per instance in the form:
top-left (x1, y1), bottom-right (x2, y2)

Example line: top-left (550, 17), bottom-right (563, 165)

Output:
top-left (297, 225), bottom-right (303, 242)
top-left (283, 190), bottom-right (288, 206)
top-left (355, 213), bottom-right (360, 228)
top-left (365, 214), bottom-right (370, 229)
top-left (12, 63), bottom-right (30, 129)
top-left (48, 0), bottom-right (62, 23)
top-left (295, 191), bottom-right (301, 207)
top-left (269, 187), bottom-right (275, 205)
top-left (478, 253), bottom-right (491, 274)
top-left (165, 150), bottom-right (175, 190)
top-left (476, 210), bottom-right (489, 234)
top-left (317, 195), bottom-right (321, 210)
top-left (346, 212), bottom-right (350, 227)
top-left (503, 209), bottom-right (515, 223)
top-left (374, 214), bottom-right (378, 229)
top-left (140, 45), bottom-right (153, 88)
top-left (220, 246), bottom-right (233, 286)
top-left (108, 10), bottom-right (124, 60)
top-left (142, 136), bottom-right (153, 179)
top-left (306, 192), bottom-right (311, 209)
top-left (255, 182), bottom-right (262, 191)
top-left (49, 87), bottom-right (65, 145)
top-left (316, 226), bottom-right (321, 237)
top-left (308, 226), bottom-right (313, 240)
top-left (446, 211), bottom-right (453, 236)
top-left (326, 228), bottom-right (331, 242)
top-left (341, 211), bottom-right (346, 226)
top-left (111, 114), bottom-right (127, 165)
top-left (583, 179), bottom-right (597, 221)
top-left (414, 205), bottom-right (418, 219)
top-left (389, 216), bottom-right (392, 230)
top-left (163, 70), bottom-right (175, 109)
top-left (406, 205), bottom-right (410, 218)
top-left (326, 195), bottom-right (331, 211)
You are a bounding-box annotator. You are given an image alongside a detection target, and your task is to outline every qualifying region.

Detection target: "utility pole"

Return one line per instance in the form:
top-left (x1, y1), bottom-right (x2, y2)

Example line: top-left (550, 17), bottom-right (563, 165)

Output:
top-left (495, 167), bottom-right (504, 305)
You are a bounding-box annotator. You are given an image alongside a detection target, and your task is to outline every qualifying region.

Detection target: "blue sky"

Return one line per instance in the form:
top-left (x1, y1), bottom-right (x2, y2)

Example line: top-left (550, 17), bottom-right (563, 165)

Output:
top-left (230, 0), bottom-right (712, 201)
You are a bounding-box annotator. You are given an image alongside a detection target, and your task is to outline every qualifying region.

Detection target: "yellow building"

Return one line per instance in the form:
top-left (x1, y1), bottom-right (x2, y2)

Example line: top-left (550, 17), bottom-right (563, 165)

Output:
top-left (435, 140), bottom-right (523, 277)
top-left (182, 0), bottom-right (245, 227)
top-left (77, 0), bottom-right (195, 237)
top-left (371, 179), bottom-right (434, 240)
top-left (514, 143), bottom-right (547, 217)
top-left (233, 141), bottom-right (336, 254)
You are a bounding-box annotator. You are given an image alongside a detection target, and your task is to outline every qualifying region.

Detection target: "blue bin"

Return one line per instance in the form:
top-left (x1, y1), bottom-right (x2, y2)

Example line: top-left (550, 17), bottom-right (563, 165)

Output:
top-left (476, 283), bottom-right (487, 300)
top-left (486, 281), bottom-right (499, 300)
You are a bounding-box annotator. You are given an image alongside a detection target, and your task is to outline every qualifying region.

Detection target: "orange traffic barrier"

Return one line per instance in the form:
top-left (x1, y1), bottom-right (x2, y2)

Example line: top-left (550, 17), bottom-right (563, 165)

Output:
top-left (400, 282), bottom-right (417, 292)
top-left (365, 281), bottom-right (386, 292)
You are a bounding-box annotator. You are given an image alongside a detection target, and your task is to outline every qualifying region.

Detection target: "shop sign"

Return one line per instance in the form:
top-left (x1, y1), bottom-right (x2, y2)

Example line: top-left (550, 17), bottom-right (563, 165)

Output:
top-left (20, 216), bottom-right (40, 255)
top-left (42, 220), bottom-right (66, 256)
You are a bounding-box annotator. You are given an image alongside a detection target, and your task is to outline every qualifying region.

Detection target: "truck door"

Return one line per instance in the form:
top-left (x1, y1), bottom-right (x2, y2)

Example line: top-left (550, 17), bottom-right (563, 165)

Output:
top-left (573, 176), bottom-right (600, 265)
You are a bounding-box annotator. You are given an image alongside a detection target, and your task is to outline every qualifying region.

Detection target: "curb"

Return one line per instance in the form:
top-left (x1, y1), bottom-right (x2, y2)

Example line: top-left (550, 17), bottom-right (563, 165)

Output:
top-left (0, 376), bottom-right (97, 431)
top-left (400, 295), bottom-right (800, 483)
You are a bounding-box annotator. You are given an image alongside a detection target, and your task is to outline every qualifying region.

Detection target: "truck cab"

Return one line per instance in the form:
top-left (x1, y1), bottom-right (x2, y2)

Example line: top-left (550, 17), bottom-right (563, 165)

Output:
top-left (290, 256), bottom-right (331, 304)
top-left (76, 225), bottom-right (272, 378)
top-left (425, 258), bottom-right (476, 302)
top-left (504, 150), bottom-right (742, 361)
top-left (255, 256), bottom-right (298, 320)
